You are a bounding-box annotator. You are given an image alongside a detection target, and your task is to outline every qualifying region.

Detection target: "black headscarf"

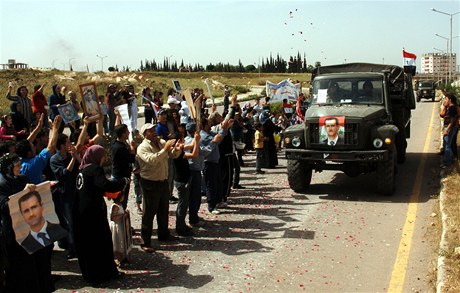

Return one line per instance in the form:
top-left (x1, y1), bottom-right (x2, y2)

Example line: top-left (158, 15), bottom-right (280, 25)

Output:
top-left (0, 153), bottom-right (21, 179)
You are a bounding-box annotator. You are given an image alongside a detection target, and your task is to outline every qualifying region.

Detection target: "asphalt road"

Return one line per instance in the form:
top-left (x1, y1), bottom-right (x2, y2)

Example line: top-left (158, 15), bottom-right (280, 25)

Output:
top-left (53, 97), bottom-right (441, 292)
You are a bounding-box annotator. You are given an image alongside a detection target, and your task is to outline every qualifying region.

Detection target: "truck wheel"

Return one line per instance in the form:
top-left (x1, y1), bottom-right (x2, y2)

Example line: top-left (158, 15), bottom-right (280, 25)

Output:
top-left (377, 147), bottom-right (396, 195)
top-left (287, 159), bottom-right (312, 192)
top-left (416, 97), bottom-right (421, 102)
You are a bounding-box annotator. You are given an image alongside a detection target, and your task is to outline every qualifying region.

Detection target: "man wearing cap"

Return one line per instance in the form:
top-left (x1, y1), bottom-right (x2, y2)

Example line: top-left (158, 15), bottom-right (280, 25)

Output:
top-left (136, 123), bottom-right (181, 252)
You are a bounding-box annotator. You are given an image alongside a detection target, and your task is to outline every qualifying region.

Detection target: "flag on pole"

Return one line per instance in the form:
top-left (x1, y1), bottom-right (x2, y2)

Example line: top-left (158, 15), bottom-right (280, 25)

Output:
top-left (296, 96), bottom-right (304, 121)
top-left (403, 49), bottom-right (417, 66)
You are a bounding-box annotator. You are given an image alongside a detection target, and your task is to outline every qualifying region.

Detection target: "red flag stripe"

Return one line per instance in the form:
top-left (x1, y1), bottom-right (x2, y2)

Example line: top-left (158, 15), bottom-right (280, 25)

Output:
top-left (296, 97), bottom-right (304, 120)
top-left (403, 50), bottom-right (417, 60)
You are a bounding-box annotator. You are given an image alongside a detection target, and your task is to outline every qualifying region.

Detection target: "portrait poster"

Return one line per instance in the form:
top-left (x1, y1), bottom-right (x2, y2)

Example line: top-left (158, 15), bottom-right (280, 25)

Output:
top-left (8, 181), bottom-right (68, 255)
top-left (319, 116), bottom-right (345, 145)
top-left (114, 103), bottom-right (132, 142)
top-left (57, 102), bottom-right (80, 124)
top-left (79, 82), bottom-right (101, 122)
top-left (172, 80), bottom-right (182, 92)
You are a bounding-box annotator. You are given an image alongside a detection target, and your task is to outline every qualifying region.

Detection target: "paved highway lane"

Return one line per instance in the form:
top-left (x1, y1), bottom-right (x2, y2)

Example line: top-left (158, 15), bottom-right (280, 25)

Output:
top-left (53, 99), bottom-right (441, 292)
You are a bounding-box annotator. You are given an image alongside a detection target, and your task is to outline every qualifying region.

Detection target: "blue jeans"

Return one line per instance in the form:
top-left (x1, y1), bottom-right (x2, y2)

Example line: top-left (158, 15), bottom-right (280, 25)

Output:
top-left (188, 170), bottom-right (202, 224)
top-left (443, 125), bottom-right (458, 166)
top-left (175, 181), bottom-right (190, 230)
top-left (255, 148), bottom-right (264, 171)
top-left (133, 173), bottom-right (142, 205)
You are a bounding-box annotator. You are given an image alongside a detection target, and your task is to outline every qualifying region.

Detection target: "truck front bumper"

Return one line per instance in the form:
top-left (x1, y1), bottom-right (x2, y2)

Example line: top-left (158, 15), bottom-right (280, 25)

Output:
top-left (285, 149), bottom-right (388, 162)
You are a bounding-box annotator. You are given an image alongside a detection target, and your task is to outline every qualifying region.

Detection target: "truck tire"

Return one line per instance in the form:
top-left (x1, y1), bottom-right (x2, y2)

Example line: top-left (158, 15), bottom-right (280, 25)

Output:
top-left (377, 147), bottom-right (396, 195)
top-left (287, 159), bottom-right (312, 192)
top-left (396, 132), bottom-right (407, 164)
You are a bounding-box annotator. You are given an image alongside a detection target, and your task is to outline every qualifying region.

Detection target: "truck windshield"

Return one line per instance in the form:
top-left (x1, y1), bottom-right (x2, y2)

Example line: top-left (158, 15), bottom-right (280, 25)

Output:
top-left (418, 82), bottom-right (433, 88)
top-left (312, 78), bottom-right (384, 105)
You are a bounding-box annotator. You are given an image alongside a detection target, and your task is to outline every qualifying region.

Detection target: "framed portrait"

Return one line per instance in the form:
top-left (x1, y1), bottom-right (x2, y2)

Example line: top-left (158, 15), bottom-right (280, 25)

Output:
top-left (8, 181), bottom-right (68, 254)
top-left (58, 102), bottom-right (80, 124)
top-left (79, 82), bottom-right (101, 122)
top-left (172, 80), bottom-right (182, 92)
top-left (319, 116), bottom-right (345, 145)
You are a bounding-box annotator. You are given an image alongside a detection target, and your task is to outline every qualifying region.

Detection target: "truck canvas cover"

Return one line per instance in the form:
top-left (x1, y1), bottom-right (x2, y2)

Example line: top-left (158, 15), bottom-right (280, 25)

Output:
top-left (312, 63), bottom-right (405, 87)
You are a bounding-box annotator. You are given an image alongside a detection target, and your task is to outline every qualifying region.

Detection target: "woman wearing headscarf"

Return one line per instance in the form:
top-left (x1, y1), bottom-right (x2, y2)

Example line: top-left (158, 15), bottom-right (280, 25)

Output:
top-left (48, 84), bottom-right (66, 133)
top-left (0, 153), bottom-right (55, 292)
top-left (259, 110), bottom-right (278, 168)
top-left (6, 83), bottom-right (33, 129)
top-left (73, 145), bottom-right (128, 285)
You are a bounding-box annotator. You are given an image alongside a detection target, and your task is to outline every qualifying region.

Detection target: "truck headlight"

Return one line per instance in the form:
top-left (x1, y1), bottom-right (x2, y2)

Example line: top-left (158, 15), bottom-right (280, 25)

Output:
top-left (292, 136), bottom-right (301, 147)
top-left (373, 138), bottom-right (383, 148)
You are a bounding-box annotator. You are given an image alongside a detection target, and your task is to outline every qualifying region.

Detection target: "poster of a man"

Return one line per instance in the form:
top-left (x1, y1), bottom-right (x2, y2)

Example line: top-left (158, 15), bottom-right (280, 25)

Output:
top-left (173, 80), bottom-right (182, 92)
top-left (79, 82), bottom-right (101, 121)
top-left (8, 182), bottom-right (67, 254)
top-left (57, 102), bottom-right (80, 124)
top-left (319, 116), bottom-right (345, 145)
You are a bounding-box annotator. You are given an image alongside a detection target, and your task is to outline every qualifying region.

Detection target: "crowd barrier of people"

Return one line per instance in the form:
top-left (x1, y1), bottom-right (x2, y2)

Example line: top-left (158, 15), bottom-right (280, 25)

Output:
top-left (0, 82), bottom-right (313, 292)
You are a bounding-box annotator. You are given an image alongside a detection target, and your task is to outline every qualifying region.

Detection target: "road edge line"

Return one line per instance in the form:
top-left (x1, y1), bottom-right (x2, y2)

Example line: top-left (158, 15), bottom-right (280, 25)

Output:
top-left (387, 102), bottom-right (437, 292)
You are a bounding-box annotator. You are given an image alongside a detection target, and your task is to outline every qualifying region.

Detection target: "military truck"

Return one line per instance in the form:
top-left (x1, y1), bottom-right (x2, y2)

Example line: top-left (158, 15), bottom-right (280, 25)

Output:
top-left (284, 63), bottom-right (416, 195)
top-left (416, 80), bottom-right (436, 102)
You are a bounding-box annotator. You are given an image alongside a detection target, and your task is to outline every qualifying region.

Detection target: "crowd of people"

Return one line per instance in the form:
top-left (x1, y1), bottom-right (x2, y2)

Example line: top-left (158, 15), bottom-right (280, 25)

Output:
top-left (0, 82), bottom-right (308, 292)
top-left (1, 79), bottom-right (457, 291)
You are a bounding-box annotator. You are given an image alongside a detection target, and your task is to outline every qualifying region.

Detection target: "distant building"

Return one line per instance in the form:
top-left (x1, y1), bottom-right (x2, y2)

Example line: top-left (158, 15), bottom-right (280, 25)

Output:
top-left (420, 53), bottom-right (456, 81)
top-left (0, 59), bottom-right (28, 70)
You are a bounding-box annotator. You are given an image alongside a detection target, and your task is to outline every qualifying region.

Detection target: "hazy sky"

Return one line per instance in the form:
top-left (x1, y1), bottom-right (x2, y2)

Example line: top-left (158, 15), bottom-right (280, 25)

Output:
top-left (0, 0), bottom-right (459, 72)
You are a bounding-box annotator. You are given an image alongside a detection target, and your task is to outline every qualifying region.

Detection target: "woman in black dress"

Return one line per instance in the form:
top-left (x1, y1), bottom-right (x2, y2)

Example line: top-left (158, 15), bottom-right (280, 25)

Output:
top-left (0, 153), bottom-right (55, 293)
top-left (259, 111), bottom-right (278, 169)
top-left (74, 145), bottom-right (128, 285)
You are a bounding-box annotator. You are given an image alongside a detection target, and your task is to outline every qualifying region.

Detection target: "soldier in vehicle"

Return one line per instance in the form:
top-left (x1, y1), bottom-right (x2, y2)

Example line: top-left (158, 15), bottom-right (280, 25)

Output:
top-left (356, 80), bottom-right (376, 102)
top-left (327, 82), bottom-right (341, 102)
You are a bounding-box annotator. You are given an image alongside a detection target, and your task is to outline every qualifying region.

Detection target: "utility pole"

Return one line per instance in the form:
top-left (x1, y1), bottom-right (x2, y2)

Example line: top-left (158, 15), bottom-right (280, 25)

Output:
top-left (432, 8), bottom-right (460, 83)
top-left (96, 54), bottom-right (108, 72)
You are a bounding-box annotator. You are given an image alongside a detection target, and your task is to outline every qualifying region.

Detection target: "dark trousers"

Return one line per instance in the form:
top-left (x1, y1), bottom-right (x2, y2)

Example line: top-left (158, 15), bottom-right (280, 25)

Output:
top-left (175, 180), bottom-right (190, 231)
top-left (233, 154), bottom-right (241, 186)
top-left (168, 158), bottom-right (176, 198)
top-left (140, 178), bottom-right (170, 246)
top-left (107, 107), bottom-right (115, 134)
top-left (220, 155), bottom-right (234, 202)
top-left (188, 170), bottom-right (202, 224)
top-left (144, 109), bottom-right (154, 124)
top-left (203, 161), bottom-right (222, 211)
top-left (113, 176), bottom-right (130, 210)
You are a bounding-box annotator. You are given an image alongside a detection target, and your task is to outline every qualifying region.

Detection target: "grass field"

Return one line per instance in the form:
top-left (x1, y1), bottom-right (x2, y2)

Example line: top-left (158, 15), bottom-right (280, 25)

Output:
top-left (0, 69), bottom-right (311, 115)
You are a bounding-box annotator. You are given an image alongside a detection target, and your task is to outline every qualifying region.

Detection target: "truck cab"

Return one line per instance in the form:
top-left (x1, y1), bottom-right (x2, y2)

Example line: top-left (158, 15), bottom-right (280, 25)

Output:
top-left (284, 63), bottom-right (415, 195)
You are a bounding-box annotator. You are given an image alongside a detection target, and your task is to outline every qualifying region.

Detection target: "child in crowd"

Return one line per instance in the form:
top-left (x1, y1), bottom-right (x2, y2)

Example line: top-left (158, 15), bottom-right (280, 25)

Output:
top-left (109, 192), bottom-right (132, 266)
top-left (254, 123), bottom-right (265, 174)
top-left (0, 114), bottom-right (26, 141)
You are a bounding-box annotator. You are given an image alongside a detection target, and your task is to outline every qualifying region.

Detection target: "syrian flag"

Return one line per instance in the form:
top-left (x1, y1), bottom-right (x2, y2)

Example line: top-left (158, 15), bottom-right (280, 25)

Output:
top-left (296, 96), bottom-right (304, 121)
top-left (403, 49), bottom-right (417, 66)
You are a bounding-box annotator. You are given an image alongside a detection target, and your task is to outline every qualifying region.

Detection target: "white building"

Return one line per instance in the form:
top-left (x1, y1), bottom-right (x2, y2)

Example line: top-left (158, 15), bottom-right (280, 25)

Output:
top-left (421, 53), bottom-right (457, 78)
